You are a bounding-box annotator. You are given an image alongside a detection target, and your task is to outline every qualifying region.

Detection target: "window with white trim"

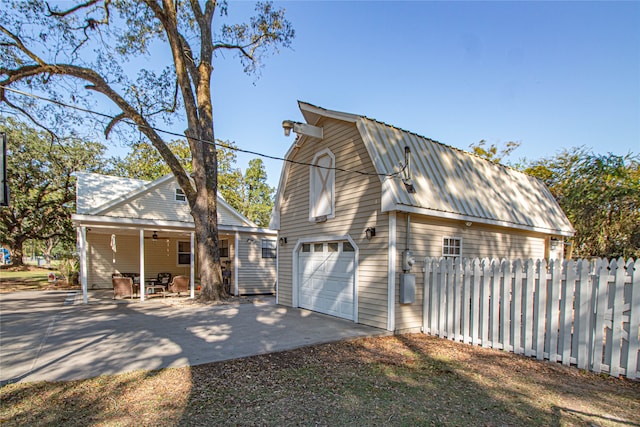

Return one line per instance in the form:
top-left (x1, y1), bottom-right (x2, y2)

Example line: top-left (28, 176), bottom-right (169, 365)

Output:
top-left (177, 241), bottom-right (191, 265)
top-left (442, 237), bottom-right (462, 258)
top-left (175, 188), bottom-right (186, 203)
top-left (309, 149), bottom-right (335, 221)
top-left (262, 239), bottom-right (276, 259)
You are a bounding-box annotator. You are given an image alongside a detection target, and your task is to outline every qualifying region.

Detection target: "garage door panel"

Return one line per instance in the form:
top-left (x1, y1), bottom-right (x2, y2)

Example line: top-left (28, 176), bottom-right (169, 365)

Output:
top-left (298, 241), bottom-right (355, 321)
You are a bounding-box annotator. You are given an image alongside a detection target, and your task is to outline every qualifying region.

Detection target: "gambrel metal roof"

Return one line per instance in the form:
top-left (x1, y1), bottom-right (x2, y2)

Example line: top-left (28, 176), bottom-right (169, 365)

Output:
top-left (273, 102), bottom-right (574, 237)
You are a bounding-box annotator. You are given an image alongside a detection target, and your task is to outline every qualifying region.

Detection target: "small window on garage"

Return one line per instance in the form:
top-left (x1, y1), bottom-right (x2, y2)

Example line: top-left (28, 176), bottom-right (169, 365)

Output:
top-left (177, 241), bottom-right (191, 265)
top-left (328, 242), bottom-right (339, 252)
top-left (302, 243), bottom-right (311, 253)
top-left (262, 239), bottom-right (276, 258)
top-left (220, 239), bottom-right (229, 258)
top-left (343, 241), bottom-right (355, 252)
top-left (314, 243), bottom-right (324, 252)
top-left (443, 237), bottom-right (462, 258)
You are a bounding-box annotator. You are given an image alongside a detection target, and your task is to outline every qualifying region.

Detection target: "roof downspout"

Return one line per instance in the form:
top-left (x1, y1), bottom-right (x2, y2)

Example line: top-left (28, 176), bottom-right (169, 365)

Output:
top-left (387, 211), bottom-right (397, 332)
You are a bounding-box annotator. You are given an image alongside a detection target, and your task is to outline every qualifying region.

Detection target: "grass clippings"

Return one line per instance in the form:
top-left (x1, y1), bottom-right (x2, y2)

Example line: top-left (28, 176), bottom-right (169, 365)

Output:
top-left (1, 334), bottom-right (638, 426)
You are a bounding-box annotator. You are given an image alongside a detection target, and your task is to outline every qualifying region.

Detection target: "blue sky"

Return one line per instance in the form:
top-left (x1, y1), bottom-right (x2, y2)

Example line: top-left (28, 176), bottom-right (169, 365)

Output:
top-left (202, 1), bottom-right (639, 188)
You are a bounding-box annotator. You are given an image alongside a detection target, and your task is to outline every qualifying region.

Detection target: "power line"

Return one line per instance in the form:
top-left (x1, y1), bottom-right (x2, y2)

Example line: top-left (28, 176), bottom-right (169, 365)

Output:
top-left (1, 85), bottom-right (406, 178)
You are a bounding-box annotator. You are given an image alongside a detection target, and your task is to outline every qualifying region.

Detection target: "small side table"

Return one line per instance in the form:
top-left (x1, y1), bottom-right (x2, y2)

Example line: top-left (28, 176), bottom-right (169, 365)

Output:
top-left (145, 284), bottom-right (166, 297)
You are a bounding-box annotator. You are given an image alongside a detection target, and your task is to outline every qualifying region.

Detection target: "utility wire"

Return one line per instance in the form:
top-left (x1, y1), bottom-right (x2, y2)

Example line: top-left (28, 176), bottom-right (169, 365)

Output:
top-left (1, 85), bottom-right (406, 178)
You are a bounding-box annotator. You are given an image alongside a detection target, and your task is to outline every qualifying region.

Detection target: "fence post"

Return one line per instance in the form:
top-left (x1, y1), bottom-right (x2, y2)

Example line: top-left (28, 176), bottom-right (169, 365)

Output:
top-left (472, 258), bottom-right (482, 346)
top-left (481, 258), bottom-right (491, 348)
top-left (560, 260), bottom-right (576, 366)
top-left (609, 258), bottom-right (626, 377)
top-left (523, 259), bottom-right (535, 357)
top-left (535, 260), bottom-right (548, 360)
top-left (462, 258), bottom-right (472, 344)
top-left (501, 259), bottom-right (511, 351)
top-left (512, 259), bottom-right (524, 355)
top-left (574, 259), bottom-right (592, 370)
top-left (627, 259), bottom-right (639, 380)
top-left (592, 259), bottom-right (610, 374)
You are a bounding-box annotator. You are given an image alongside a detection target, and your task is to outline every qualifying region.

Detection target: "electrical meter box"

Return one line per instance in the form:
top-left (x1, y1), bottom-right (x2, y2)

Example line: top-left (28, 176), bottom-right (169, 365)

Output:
top-left (402, 250), bottom-right (415, 272)
top-left (400, 273), bottom-right (416, 304)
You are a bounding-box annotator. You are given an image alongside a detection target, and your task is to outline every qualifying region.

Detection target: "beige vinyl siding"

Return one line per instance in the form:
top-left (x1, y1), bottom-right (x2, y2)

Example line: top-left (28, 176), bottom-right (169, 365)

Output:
top-left (106, 180), bottom-right (192, 222)
top-left (237, 233), bottom-right (277, 294)
top-left (103, 179), bottom-right (247, 226)
top-left (87, 234), bottom-right (140, 289)
top-left (86, 234), bottom-right (198, 289)
top-left (277, 118), bottom-right (389, 329)
top-left (393, 213), bottom-right (548, 332)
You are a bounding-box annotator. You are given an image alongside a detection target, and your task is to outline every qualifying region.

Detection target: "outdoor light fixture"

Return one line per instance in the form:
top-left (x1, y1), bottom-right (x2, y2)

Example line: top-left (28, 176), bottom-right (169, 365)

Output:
top-left (282, 120), bottom-right (295, 137)
top-left (152, 231), bottom-right (158, 240)
top-left (465, 221), bottom-right (473, 227)
top-left (550, 238), bottom-right (559, 250)
top-left (365, 227), bottom-right (376, 240)
top-left (281, 120), bottom-right (323, 139)
top-left (279, 237), bottom-right (288, 246)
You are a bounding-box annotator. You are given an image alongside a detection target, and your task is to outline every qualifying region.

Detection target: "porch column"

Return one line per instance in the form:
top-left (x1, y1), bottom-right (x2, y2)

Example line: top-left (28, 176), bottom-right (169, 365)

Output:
top-left (190, 231), bottom-right (195, 299)
top-left (79, 226), bottom-right (88, 304)
top-left (234, 231), bottom-right (239, 296)
top-left (140, 229), bottom-right (145, 302)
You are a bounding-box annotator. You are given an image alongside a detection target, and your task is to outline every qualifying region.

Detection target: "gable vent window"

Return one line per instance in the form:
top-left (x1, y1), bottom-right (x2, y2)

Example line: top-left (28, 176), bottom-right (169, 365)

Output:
top-left (442, 237), bottom-right (462, 258)
top-left (175, 188), bottom-right (186, 203)
top-left (309, 149), bottom-right (335, 222)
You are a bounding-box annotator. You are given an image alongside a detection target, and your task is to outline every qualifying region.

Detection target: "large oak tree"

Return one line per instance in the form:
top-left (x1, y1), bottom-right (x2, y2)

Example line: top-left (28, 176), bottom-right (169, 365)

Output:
top-left (0, 117), bottom-right (106, 265)
top-left (0, 0), bottom-right (293, 299)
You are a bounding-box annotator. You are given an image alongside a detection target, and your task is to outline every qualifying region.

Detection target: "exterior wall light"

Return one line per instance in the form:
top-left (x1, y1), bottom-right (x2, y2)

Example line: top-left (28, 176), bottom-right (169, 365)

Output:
top-left (279, 237), bottom-right (287, 246)
top-left (365, 227), bottom-right (376, 240)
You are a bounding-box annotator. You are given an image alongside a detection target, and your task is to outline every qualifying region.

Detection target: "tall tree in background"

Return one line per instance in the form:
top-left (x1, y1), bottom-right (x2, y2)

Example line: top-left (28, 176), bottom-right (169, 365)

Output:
top-left (114, 139), bottom-right (192, 181)
top-left (243, 158), bottom-right (274, 227)
top-left (116, 138), bottom-right (273, 226)
top-left (470, 140), bottom-right (521, 164)
top-left (1, 1), bottom-right (294, 300)
top-left (0, 118), bottom-right (106, 265)
top-left (526, 148), bottom-right (640, 259)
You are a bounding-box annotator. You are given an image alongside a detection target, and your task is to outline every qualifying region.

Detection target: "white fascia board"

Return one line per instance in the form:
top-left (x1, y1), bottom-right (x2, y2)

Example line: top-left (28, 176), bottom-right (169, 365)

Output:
top-left (381, 204), bottom-right (575, 237)
top-left (72, 214), bottom-right (277, 235)
top-left (298, 101), bottom-right (360, 126)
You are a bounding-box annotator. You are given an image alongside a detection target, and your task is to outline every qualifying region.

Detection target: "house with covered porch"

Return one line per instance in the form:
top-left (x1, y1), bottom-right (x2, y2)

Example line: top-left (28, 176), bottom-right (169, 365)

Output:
top-left (72, 172), bottom-right (277, 303)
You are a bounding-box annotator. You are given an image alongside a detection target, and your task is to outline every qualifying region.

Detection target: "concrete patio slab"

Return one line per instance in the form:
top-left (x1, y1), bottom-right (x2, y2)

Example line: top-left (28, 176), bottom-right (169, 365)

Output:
top-left (0, 290), bottom-right (388, 385)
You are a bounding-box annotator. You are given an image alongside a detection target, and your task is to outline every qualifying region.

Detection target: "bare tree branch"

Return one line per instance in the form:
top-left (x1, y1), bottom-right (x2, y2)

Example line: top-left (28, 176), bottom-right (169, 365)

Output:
top-left (0, 93), bottom-right (59, 141)
top-left (45, 0), bottom-right (102, 17)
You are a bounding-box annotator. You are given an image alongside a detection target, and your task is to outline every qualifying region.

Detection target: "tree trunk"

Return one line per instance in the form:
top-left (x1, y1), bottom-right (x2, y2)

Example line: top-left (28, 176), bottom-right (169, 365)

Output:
top-left (10, 239), bottom-right (25, 266)
top-left (192, 208), bottom-right (225, 300)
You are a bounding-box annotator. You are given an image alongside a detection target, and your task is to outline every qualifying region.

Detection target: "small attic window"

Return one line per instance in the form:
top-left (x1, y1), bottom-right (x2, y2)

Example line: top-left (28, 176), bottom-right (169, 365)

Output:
top-left (175, 188), bottom-right (186, 203)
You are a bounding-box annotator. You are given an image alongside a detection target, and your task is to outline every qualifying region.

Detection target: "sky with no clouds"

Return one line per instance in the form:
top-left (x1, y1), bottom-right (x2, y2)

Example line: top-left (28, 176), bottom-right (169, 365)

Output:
top-left (207, 1), bottom-right (639, 187)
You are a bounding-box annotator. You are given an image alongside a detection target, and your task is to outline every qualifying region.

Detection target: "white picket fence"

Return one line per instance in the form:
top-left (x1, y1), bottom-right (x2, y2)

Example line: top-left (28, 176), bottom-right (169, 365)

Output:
top-left (422, 257), bottom-right (639, 379)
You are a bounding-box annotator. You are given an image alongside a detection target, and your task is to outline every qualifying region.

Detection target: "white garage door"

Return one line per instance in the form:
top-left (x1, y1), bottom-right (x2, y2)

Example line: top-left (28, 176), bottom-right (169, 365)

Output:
top-left (298, 241), bottom-right (355, 320)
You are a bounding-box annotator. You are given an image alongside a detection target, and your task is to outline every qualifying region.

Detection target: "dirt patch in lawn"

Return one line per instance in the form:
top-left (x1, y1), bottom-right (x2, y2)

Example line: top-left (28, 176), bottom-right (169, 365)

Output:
top-left (1, 334), bottom-right (638, 426)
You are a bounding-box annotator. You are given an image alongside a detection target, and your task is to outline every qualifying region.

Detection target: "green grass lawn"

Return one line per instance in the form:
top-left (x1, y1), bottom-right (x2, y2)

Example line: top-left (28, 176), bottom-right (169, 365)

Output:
top-left (0, 267), bottom-right (62, 292)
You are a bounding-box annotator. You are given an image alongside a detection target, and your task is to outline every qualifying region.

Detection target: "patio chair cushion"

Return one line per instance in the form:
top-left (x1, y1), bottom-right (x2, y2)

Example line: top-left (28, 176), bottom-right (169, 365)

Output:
top-left (112, 277), bottom-right (134, 299)
top-left (168, 275), bottom-right (189, 294)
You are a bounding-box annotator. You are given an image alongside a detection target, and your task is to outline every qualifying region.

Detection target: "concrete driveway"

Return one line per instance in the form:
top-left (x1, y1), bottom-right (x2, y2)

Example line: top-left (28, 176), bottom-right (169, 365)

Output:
top-left (0, 291), bottom-right (387, 385)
